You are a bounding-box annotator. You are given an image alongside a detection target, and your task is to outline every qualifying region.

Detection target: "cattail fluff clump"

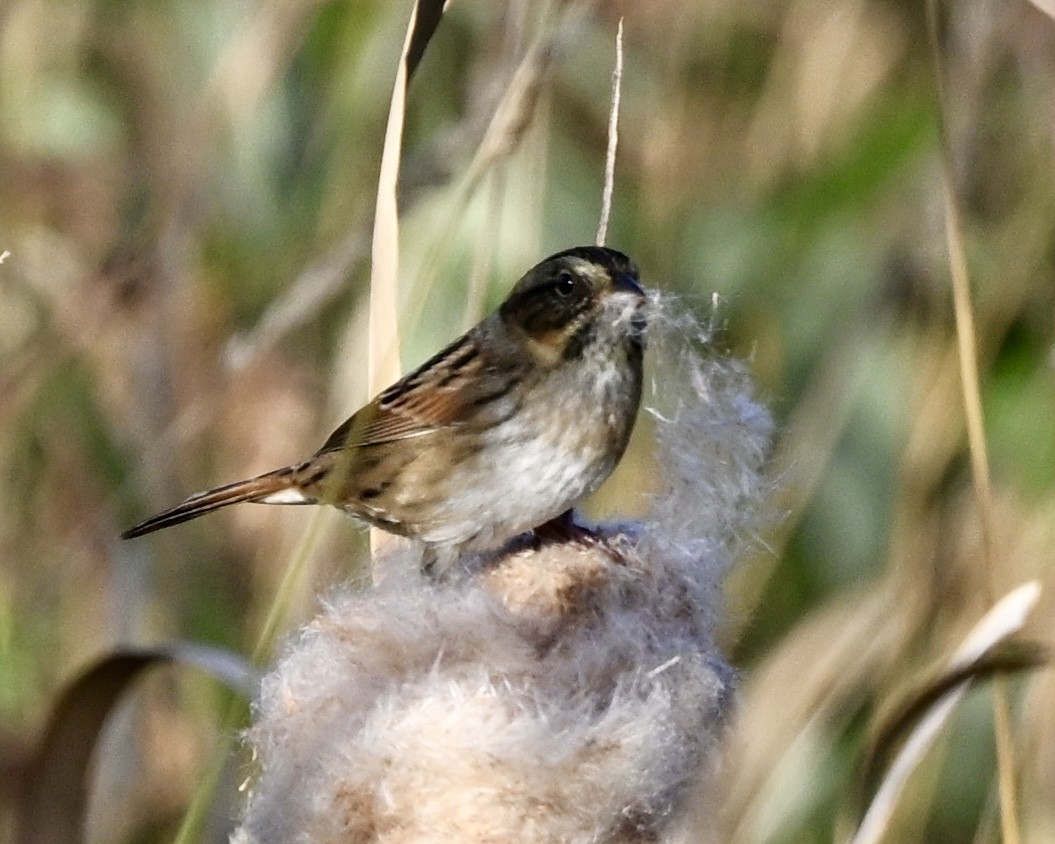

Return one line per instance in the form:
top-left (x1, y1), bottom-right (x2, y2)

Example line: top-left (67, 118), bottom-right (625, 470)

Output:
top-left (232, 296), bottom-right (774, 844)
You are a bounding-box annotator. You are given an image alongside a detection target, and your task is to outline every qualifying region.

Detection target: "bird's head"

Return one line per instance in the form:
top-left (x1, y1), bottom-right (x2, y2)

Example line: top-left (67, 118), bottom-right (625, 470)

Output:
top-left (500, 246), bottom-right (646, 366)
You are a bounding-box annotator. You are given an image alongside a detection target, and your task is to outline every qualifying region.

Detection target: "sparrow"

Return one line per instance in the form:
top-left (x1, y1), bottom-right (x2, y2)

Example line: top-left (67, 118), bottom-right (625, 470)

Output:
top-left (122, 246), bottom-right (646, 563)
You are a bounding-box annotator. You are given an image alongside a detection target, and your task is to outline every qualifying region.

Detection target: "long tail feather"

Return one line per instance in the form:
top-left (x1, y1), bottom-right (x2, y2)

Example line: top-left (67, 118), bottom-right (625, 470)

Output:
top-left (122, 467), bottom-right (303, 539)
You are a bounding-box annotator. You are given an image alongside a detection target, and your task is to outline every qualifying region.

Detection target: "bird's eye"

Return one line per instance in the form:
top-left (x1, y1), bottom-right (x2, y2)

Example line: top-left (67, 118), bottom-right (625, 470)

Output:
top-left (554, 271), bottom-right (577, 297)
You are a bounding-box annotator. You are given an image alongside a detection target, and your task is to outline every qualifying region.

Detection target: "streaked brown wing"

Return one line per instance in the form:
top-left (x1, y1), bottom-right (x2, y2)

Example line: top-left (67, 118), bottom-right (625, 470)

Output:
top-left (316, 333), bottom-right (482, 454)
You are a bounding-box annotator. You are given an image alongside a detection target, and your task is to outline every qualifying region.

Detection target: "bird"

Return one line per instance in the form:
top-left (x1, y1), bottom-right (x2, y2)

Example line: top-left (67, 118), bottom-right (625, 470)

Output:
top-left (122, 246), bottom-right (646, 565)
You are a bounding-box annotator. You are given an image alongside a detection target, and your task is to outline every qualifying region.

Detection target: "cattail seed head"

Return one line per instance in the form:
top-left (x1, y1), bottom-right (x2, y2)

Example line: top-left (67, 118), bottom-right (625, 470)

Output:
top-left (233, 299), bottom-right (775, 844)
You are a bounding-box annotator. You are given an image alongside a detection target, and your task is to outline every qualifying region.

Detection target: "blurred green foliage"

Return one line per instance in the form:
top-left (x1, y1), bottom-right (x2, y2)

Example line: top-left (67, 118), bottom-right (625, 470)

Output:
top-left (1, 0), bottom-right (1053, 841)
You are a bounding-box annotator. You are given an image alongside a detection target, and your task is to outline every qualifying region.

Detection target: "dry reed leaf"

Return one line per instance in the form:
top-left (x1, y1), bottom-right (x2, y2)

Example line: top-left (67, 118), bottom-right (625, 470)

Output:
top-left (849, 581), bottom-right (1043, 844)
top-left (1027, 0), bottom-right (1055, 20)
top-left (858, 641), bottom-right (1048, 814)
top-left (719, 590), bottom-right (895, 843)
top-left (16, 645), bottom-right (256, 844)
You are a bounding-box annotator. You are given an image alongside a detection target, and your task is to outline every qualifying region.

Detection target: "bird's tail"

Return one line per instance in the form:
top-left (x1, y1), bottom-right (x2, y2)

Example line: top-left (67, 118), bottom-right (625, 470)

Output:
top-left (122, 467), bottom-right (309, 539)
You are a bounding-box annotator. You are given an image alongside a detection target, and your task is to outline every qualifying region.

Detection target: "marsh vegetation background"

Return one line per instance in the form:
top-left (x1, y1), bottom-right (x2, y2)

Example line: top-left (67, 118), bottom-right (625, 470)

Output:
top-left (1, 0), bottom-right (1053, 841)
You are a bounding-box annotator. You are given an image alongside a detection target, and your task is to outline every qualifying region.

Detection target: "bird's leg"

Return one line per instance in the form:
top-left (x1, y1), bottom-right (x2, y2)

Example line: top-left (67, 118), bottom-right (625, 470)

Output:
top-left (532, 509), bottom-right (632, 566)
top-left (533, 509), bottom-right (601, 546)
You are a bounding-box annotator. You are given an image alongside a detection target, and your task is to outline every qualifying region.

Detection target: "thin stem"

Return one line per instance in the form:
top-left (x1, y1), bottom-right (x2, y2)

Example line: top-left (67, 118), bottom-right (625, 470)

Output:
top-left (925, 2), bottom-right (1020, 841)
top-left (596, 18), bottom-right (623, 247)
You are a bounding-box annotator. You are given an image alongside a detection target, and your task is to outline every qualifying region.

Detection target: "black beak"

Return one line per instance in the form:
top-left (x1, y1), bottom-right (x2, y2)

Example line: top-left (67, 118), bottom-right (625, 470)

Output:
top-left (613, 272), bottom-right (645, 298)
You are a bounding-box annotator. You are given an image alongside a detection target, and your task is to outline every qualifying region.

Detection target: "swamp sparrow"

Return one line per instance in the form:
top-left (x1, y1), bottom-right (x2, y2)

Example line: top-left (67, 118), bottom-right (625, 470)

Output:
top-left (122, 246), bottom-right (646, 561)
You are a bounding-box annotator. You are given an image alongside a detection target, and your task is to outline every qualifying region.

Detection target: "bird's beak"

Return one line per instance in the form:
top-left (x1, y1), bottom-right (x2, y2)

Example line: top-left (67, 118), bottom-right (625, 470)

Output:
top-left (612, 272), bottom-right (645, 298)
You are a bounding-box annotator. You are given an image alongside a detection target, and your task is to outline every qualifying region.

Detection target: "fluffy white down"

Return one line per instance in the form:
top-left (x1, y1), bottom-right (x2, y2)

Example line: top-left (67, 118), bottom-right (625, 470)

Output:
top-left (232, 301), bottom-right (774, 844)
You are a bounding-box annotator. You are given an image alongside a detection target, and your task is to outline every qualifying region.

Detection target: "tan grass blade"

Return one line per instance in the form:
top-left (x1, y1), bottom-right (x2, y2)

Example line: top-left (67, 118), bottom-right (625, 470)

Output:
top-left (849, 581), bottom-right (1043, 844)
top-left (367, 0), bottom-right (449, 563)
top-left (369, 9), bottom-right (413, 396)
